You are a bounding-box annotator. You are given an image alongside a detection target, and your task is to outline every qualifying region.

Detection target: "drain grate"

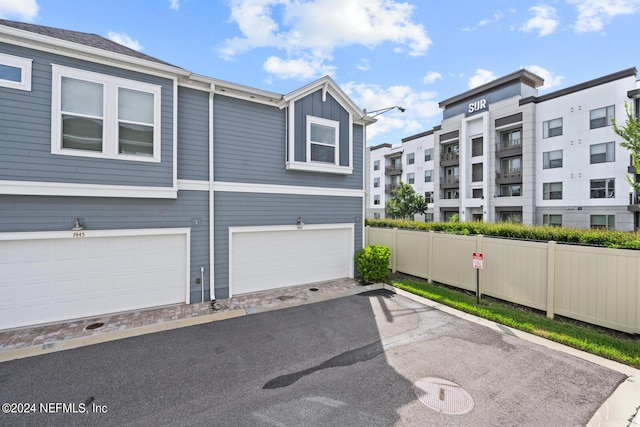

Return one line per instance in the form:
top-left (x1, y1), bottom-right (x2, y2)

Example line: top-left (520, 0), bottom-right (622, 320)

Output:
top-left (309, 287), bottom-right (319, 292)
top-left (414, 377), bottom-right (474, 415)
top-left (85, 322), bottom-right (104, 331)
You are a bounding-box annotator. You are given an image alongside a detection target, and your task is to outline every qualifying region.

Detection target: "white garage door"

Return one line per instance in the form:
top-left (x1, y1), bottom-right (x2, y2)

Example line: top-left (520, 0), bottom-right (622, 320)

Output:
top-left (230, 224), bottom-right (354, 296)
top-left (0, 228), bottom-right (190, 330)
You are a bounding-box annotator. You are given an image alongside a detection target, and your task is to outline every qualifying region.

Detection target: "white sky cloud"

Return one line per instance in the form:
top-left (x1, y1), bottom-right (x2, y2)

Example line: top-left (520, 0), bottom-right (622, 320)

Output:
top-left (342, 81), bottom-right (440, 142)
top-left (356, 58), bottom-right (370, 72)
top-left (519, 5), bottom-right (559, 36)
top-left (468, 69), bottom-right (497, 88)
top-left (523, 65), bottom-right (564, 90)
top-left (0, 0), bottom-right (39, 21)
top-left (463, 11), bottom-right (503, 31)
top-left (423, 71), bottom-right (443, 85)
top-left (568, 0), bottom-right (640, 32)
top-left (220, 0), bottom-right (431, 79)
top-left (169, 0), bottom-right (180, 11)
top-left (263, 55), bottom-right (336, 80)
top-left (107, 31), bottom-right (143, 51)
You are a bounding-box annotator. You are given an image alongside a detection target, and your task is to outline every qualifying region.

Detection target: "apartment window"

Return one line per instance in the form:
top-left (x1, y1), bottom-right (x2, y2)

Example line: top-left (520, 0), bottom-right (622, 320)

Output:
top-left (0, 52), bottom-right (32, 91)
top-left (442, 143), bottom-right (459, 161)
top-left (590, 178), bottom-right (615, 198)
top-left (374, 195), bottom-right (381, 205)
top-left (424, 169), bottom-right (433, 182)
top-left (407, 152), bottom-right (415, 165)
top-left (471, 137), bottom-right (483, 156)
top-left (500, 212), bottom-right (522, 223)
top-left (543, 214), bottom-right (562, 227)
top-left (425, 213), bottom-right (434, 222)
top-left (424, 148), bottom-right (433, 161)
top-left (543, 182), bottom-right (562, 200)
top-left (472, 163), bottom-right (483, 182)
top-left (308, 116), bottom-right (339, 164)
top-left (501, 156), bottom-right (521, 174)
top-left (590, 142), bottom-right (615, 164)
top-left (373, 177), bottom-right (380, 188)
top-left (543, 118), bottom-right (563, 138)
top-left (543, 150), bottom-right (563, 169)
top-left (444, 189), bottom-right (459, 199)
top-left (472, 188), bottom-right (483, 199)
top-left (51, 65), bottom-right (161, 162)
top-left (500, 184), bottom-right (521, 197)
top-left (590, 105), bottom-right (614, 129)
top-left (373, 213), bottom-right (380, 219)
top-left (591, 214), bottom-right (615, 230)
top-left (500, 129), bottom-right (521, 149)
top-left (407, 173), bottom-right (415, 184)
top-left (373, 160), bottom-right (380, 171)
top-left (444, 166), bottom-right (459, 184)
top-left (425, 191), bottom-right (434, 204)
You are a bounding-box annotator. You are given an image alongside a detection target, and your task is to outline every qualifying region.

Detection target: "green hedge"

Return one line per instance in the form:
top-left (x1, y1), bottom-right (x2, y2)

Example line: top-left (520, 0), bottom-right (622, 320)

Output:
top-left (365, 219), bottom-right (640, 249)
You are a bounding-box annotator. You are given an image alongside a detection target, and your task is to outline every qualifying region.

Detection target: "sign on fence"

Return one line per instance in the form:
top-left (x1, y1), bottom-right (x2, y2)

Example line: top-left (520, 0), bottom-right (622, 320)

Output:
top-left (472, 252), bottom-right (484, 269)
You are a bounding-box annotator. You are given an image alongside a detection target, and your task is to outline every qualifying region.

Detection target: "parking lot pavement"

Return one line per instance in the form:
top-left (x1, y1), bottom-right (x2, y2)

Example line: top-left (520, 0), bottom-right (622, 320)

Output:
top-left (0, 287), bottom-right (637, 426)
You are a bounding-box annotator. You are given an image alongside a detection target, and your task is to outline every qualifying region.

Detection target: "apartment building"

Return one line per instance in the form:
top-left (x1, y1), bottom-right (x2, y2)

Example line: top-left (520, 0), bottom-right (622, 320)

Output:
top-left (365, 68), bottom-right (640, 231)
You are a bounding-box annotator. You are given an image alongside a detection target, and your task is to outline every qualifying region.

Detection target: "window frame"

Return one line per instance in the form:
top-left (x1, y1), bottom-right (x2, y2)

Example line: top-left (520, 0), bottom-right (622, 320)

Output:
top-left (406, 152), bottom-right (415, 165)
top-left (373, 177), bottom-right (380, 188)
top-left (51, 64), bottom-right (162, 163)
top-left (424, 148), bottom-right (433, 161)
top-left (373, 195), bottom-right (381, 205)
top-left (590, 178), bottom-right (615, 199)
top-left (590, 105), bottom-right (614, 129)
top-left (590, 214), bottom-right (615, 230)
top-left (500, 184), bottom-right (521, 197)
top-left (590, 141), bottom-right (615, 164)
top-left (373, 160), bottom-right (380, 171)
top-left (543, 214), bottom-right (562, 227)
top-left (543, 118), bottom-right (563, 138)
top-left (543, 182), bottom-right (563, 200)
top-left (543, 150), bottom-right (563, 169)
top-left (424, 169), bottom-right (433, 183)
top-left (0, 52), bottom-right (32, 91)
top-left (407, 172), bottom-right (415, 184)
top-left (307, 115), bottom-right (340, 165)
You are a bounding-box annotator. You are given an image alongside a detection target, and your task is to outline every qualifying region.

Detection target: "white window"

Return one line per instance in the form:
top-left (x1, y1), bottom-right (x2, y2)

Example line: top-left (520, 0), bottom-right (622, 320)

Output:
top-left (424, 170), bottom-right (433, 182)
top-left (374, 195), bottom-right (380, 205)
top-left (500, 184), bottom-right (521, 197)
top-left (51, 65), bottom-right (161, 162)
top-left (0, 52), bottom-right (32, 91)
top-left (543, 118), bottom-right (562, 138)
top-left (407, 152), bottom-right (415, 165)
top-left (543, 214), bottom-right (562, 227)
top-left (543, 150), bottom-right (563, 169)
top-left (373, 177), bottom-right (380, 188)
top-left (590, 105), bottom-right (614, 129)
top-left (373, 160), bottom-right (380, 171)
top-left (590, 142), bottom-right (615, 164)
top-left (307, 116), bottom-right (339, 164)
top-left (543, 182), bottom-right (562, 200)
top-left (425, 191), bottom-right (433, 204)
top-left (590, 178), bottom-right (615, 199)
top-left (407, 173), bottom-right (415, 184)
top-left (424, 148), bottom-right (433, 161)
top-left (591, 215), bottom-right (615, 230)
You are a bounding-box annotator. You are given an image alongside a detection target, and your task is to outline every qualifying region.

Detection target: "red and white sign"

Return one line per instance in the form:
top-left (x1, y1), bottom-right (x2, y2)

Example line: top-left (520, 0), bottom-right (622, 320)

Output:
top-left (472, 252), bottom-right (484, 269)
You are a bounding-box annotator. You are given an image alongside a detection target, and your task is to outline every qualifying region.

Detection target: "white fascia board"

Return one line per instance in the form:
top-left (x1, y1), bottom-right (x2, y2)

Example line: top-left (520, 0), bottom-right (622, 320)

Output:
top-left (0, 180), bottom-right (178, 199)
top-left (0, 227), bottom-right (191, 241)
top-left (0, 27), bottom-right (190, 79)
top-left (281, 76), bottom-right (366, 119)
top-left (229, 223), bottom-right (355, 234)
top-left (177, 180), bottom-right (210, 191)
top-left (213, 181), bottom-right (364, 198)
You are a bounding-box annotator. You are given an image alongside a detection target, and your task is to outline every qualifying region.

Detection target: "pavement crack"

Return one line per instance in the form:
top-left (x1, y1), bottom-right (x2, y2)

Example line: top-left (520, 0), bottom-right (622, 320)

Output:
top-left (263, 341), bottom-right (383, 390)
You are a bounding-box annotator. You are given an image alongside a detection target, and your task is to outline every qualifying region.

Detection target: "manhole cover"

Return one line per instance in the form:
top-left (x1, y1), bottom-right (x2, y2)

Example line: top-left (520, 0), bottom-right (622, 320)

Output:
top-left (85, 322), bottom-right (104, 330)
top-left (414, 377), bottom-right (474, 415)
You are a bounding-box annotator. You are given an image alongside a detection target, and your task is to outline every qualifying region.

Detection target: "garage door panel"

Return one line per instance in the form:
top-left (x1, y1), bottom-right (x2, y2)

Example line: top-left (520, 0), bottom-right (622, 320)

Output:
top-left (0, 231), bottom-right (189, 330)
top-left (231, 226), bottom-right (353, 296)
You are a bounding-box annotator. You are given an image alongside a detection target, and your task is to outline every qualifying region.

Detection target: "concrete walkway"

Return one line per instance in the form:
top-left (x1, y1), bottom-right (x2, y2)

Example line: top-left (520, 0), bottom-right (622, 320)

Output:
top-left (0, 279), bottom-right (638, 426)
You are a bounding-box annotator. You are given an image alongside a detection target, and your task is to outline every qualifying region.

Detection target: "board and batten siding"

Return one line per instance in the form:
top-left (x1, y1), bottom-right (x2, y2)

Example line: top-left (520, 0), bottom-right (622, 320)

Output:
top-left (0, 42), bottom-right (175, 188)
top-left (293, 90), bottom-right (350, 167)
top-left (177, 86), bottom-right (209, 181)
top-left (0, 191), bottom-right (210, 302)
top-left (213, 192), bottom-right (363, 298)
top-left (213, 94), bottom-right (363, 189)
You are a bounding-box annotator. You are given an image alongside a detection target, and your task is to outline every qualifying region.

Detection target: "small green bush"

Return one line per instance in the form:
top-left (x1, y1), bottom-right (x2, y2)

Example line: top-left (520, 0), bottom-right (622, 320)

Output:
top-left (355, 245), bottom-right (391, 283)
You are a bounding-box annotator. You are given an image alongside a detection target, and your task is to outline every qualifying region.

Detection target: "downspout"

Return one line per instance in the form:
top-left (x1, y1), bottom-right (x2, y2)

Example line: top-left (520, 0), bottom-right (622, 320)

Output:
top-left (209, 83), bottom-right (216, 303)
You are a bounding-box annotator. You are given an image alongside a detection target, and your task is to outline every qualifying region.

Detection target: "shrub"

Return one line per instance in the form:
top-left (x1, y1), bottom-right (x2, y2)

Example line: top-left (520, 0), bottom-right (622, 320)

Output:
top-left (355, 245), bottom-right (391, 283)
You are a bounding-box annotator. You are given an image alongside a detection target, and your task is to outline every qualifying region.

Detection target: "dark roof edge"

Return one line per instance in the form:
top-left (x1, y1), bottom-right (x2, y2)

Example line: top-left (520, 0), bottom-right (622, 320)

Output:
top-left (520, 67), bottom-right (638, 106)
top-left (628, 88), bottom-right (640, 99)
top-left (401, 128), bottom-right (435, 142)
top-left (369, 143), bottom-right (393, 151)
top-left (439, 69), bottom-right (544, 109)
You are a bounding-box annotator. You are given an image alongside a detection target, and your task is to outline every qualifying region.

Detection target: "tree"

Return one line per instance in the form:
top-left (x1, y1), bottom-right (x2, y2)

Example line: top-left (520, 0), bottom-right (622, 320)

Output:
top-left (612, 103), bottom-right (640, 197)
top-left (385, 182), bottom-right (427, 219)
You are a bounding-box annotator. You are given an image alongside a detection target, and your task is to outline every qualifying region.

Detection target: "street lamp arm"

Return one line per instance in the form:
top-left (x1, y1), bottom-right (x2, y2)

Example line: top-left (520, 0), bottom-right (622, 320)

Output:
top-left (364, 105), bottom-right (406, 117)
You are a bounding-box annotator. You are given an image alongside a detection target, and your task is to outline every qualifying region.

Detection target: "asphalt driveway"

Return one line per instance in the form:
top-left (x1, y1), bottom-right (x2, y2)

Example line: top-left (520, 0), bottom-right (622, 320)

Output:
top-left (0, 289), bottom-right (628, 426)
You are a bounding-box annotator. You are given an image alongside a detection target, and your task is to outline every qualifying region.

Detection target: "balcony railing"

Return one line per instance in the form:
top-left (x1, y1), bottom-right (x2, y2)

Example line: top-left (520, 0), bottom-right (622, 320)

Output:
top-left (439, 176), bottom-right (460, 189)
top-left (385, 184), bottom-right (401, 193)
top-left (496, 169), bottom-right (522, 179)
top-left (496, 139), bottom-right (522, 157)
top-left (385, 165), bottom-right (402, 175)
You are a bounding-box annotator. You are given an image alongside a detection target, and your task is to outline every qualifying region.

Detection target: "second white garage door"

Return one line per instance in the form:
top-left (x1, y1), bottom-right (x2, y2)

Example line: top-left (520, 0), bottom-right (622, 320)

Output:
top-left (229, 224), bottom-right (354, 296)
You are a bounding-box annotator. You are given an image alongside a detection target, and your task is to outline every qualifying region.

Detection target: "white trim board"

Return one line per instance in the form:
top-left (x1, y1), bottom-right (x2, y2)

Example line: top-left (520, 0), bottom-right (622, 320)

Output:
top-left (213, 181), bottom-right (364, 198)
top-left (0, 180), bottom-right (178, 199)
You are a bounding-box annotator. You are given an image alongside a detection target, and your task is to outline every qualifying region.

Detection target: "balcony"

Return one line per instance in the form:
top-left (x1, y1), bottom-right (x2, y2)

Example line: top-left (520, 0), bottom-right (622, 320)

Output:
top-left (440, 176), bottom-right (460, 189)
top-left (629, 192), bottom-right (640, 212)
top-left (495, 169), bottom-right (522, 184)
top-left (385, 165), bottom-right (402, 176)
top-left (496, 139), bottom-right (522, 158)
top-left (385, 184), bottom-right (401, 193)
top-left (440, 152), bottom-right (459, 167)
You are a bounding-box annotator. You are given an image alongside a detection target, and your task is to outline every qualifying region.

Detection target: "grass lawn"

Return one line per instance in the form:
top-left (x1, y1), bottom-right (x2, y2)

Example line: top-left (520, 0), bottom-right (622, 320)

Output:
top-left (391, 275), bottom-right (640, 369)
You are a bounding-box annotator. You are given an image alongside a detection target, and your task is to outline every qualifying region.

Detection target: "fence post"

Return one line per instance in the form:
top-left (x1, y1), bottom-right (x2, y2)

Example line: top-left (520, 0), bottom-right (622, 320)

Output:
top-left (427, 230), bottom-right (434, 284)
top-left (476, 234), bottom-right (483, 300)
top-left (391, 227), bottom-right (398, 273)
top-left (365, 225), bottom-right (369, 247)
top-left (546, 241), bottom-right (556, 319)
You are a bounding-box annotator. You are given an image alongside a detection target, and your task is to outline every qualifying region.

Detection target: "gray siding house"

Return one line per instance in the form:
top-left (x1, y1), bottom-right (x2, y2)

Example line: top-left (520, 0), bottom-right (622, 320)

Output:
top-left (0, 19), bottom-right (373, 330)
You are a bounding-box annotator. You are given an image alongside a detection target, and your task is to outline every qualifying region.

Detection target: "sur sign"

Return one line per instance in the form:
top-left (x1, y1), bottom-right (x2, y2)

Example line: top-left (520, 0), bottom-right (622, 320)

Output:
top-left (472, 252), bottom-right (484, 269)
top-left (468, 99), bottom-right (487, 114)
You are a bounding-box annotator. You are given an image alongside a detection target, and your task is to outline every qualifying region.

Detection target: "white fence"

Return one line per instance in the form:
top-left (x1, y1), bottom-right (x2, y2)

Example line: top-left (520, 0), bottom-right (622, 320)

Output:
top-left (365, 226), bottom-right (640, 334)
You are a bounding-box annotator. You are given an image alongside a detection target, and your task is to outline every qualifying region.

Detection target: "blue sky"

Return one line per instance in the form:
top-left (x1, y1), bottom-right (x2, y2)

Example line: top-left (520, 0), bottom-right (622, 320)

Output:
top-left (2, 0), bottom-right (640, 145)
